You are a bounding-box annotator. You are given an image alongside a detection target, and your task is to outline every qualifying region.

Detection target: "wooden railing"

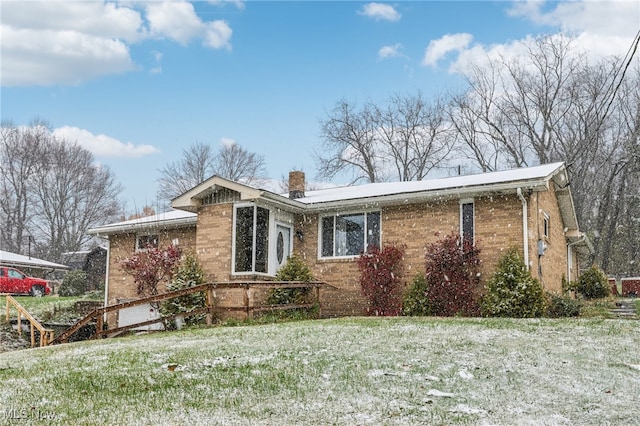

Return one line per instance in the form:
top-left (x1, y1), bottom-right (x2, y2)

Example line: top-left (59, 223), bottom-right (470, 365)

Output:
top-left (51, 281), bottom-right (325, 345)
top-left (5, 295), bottom-right (55, 347)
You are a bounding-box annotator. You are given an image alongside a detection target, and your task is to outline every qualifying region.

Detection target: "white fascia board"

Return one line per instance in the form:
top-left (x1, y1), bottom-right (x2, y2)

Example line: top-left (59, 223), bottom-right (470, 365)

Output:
top-left (87, 216), bottom-right (197, 237)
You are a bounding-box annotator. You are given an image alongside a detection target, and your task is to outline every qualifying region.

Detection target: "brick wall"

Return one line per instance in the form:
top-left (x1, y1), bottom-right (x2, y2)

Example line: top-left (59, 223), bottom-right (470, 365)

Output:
top-left (621, 278), bottom-right (640, 296)
top-left (195, 203), bottom-right (234, 281)
top-left (292, 190), bottom-right (571, 316)
top-left (528, 186), bottom-right (568, 294)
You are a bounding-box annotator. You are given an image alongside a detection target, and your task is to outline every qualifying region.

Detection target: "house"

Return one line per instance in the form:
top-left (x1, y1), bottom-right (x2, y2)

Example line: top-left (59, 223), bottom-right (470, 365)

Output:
top-left (89, 162), bottom-right (591, 319)
top-left (61, 246), bottom-right (108, 291)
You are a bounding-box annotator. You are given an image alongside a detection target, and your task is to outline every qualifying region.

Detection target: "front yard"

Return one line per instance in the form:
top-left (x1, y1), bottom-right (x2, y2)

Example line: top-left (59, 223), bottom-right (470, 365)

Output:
top-left (1, 316), bottom-right (639, 425)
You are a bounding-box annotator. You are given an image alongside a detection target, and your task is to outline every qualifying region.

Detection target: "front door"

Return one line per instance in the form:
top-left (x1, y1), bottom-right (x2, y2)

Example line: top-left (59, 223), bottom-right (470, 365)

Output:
top-left (275, 224), bottom-right (292, 272)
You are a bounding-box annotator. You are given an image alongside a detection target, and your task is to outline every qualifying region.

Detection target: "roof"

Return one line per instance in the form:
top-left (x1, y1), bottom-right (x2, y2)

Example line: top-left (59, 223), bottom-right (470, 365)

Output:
top-left (88, 209), bottom-right (197, 236)
top-left (0, 250), bottom-right (70, 271)
top-left (295, 162), bottom-right (567, 207)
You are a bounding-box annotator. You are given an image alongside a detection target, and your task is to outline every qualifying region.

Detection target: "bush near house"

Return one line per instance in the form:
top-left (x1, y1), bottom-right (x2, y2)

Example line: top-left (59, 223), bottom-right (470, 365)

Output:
top-left (358, 243), bottom-right (405, 316)
top-left (423, 234), bottom-right (481, 317)
top-left (267, 254), bottom-right (315, 305)
top-left (546, 293), bottom-right (582, 317)
top-left (58, 270), bottom-right (88, 297)
top-left (162, 254), bottom-right (207, 328)
top-left (402, 273), bottom-right (431, 316)
top-left (120, 245), bottom-right (182, 297)
top-left (481, 247), bottom-right (547, 318)
top-left (575, 265), bottom-right (610, 299)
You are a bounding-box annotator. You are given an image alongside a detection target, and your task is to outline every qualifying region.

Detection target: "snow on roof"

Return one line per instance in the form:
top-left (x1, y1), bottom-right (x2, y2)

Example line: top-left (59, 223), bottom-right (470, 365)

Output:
top-left (88, 209), bottom-right (197, 235)
top-left (0, 250), bottom-right (69, 270)
top-left (296, 162), bottom-right (565, 205)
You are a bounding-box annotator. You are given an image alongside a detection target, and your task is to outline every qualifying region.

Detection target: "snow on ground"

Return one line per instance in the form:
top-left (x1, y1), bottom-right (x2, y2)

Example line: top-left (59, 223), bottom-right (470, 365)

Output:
top-left (1, 316), bottom-right (639, 425)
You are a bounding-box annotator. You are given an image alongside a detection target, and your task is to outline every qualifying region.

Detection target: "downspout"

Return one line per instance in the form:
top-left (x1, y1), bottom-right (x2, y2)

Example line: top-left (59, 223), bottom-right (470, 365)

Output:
top-left (566, 235), bottom-right (586, 282)
top-left (517, 188), bottom-right (529, 270)
top-left (103, 239), bottom-right (111, 325)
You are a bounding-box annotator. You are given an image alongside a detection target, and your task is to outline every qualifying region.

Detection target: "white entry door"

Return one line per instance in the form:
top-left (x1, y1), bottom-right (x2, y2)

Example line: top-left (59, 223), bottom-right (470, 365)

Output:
top-left (275, 224), bottom-right (292, 272)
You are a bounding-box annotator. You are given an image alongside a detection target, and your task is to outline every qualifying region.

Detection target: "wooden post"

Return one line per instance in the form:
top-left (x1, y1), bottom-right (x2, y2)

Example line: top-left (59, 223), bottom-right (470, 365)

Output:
top-left (205, 287), bottom-right (214, 326)
top-left (244, 284), bottom-right (251, 319)
top-left (5, 296), bottom-right (9, 322)
top-left (96, 315), bottom-right (104, 339)
top-left (30, 322), bottom-right (35, 347)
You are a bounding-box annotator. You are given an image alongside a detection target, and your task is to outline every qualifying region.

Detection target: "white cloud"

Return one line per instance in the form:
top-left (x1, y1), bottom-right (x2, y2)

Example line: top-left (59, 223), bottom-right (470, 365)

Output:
top-left (53, 126), bottom-right (160, 158)
top-left (378, 43), bottom-right (403, 60)
top-left (220, 137), bottom-right (236, 148)
top-left (422, 33), bottom-right (473, 68)
top-left (209, 0), bottom-right (246, 10)
top-left (1, 0), bottom-right (233, 87)
top-left (359, 3), bottom-right (401, 22)
top-left (204, 20), bottom-right (233, 50)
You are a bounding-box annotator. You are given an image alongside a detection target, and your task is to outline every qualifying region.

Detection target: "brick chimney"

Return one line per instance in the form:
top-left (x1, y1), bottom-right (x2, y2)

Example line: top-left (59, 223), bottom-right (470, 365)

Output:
top-left (288, 171), bottom-right (305, 199)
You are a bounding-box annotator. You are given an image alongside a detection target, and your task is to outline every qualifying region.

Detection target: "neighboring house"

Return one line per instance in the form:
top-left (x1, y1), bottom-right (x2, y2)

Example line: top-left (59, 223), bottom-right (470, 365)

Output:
top-left (89, 162), bottom-right (591, 319)
top-left (62, 246), bottom-right (108, 291)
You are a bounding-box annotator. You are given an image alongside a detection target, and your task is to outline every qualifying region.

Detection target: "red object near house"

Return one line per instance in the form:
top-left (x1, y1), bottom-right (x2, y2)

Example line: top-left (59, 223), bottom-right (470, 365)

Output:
top-left (0, 266), bottom-right (51, 296)
top-left (608, 278), bottom-right (618, 296)
top-left (621, 278), bottom-right (640, 297)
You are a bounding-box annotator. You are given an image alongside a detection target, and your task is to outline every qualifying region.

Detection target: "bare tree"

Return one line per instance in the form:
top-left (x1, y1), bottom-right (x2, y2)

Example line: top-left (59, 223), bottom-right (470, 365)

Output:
top-left (0, 121), bottom-right (122, 262)
top-left (214, 141), bottom-right (267, 185)
top-left (448, 34), bottom-right (640, 274)
top-left (157, 140), bottom-right (267, 201)
top-left (316, 99), bottom-right (380, 183)
top-left (0, 120), bottom-right (49, 254)
top-left (157, 141), bottom-right (216, 202)
top-left (316, 94), bottom-right (453, 183)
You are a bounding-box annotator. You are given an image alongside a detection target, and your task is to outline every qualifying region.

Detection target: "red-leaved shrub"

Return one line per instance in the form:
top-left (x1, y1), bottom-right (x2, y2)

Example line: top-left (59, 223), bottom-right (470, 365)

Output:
top-left (120, 245), bottom-right (182, 297)
top-left (358, 243), bottom-right (405, 316)
top-left (425, 234), bottom-right (481, 316)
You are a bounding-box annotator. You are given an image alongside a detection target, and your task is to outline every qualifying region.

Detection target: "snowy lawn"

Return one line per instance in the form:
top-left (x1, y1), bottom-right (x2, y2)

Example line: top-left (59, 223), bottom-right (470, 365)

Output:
top-left (1, 317), bottom-right (639, 425)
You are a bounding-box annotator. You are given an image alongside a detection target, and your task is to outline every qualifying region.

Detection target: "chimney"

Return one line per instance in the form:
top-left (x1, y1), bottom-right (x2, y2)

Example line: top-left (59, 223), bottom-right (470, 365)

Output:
top-left (289, 170), bottom-right (305, 199)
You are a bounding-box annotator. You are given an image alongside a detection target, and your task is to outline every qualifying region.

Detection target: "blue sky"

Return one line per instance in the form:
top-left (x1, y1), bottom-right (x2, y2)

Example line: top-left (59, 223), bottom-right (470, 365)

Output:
top-left (2, 0), bottom-right (638, 213)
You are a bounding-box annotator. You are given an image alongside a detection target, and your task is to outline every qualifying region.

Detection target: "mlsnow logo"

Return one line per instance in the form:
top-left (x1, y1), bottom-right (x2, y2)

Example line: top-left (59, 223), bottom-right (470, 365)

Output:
top-left (2, 406), bottom-right (58, 421)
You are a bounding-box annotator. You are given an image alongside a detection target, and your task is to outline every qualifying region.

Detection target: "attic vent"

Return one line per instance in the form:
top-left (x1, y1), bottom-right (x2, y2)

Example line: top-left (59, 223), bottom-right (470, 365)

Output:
top-left (201, 188), bottom-right (240, 206)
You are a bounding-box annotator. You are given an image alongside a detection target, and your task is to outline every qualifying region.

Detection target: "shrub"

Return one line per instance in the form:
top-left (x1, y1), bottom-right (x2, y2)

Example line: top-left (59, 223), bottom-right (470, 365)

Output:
top-left (424, 234), bottom-right (481, 316)
top-left (402, 273), bottom-right (431, 316)
top-left (481, 248), bottom-right (547, 317)
top-left (59, 270), bottom-right (88, 297)
top-left (120, 245), bottom-right (182, 296)
top-left (358, 243), bottom-right (405, 316)
top-left (162, 254), bottom-right (207, 328)
top-left (575, 265), bottom-right (610, 299)
top-left (267, 254), bottom-right (315, 305)
top-left (546, 293), bottom-right (582, 317)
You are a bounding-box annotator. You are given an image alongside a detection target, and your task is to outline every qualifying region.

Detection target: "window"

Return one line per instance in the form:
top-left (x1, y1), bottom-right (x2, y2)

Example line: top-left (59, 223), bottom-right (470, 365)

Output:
top-left (136, 234), bottom-right (158, 251)
top-left (320, 211), bottom-right (380, 258)
top-left (234, 205), bottom-right (269, 273)
top-left (460, 200), bottom-right (474, 243)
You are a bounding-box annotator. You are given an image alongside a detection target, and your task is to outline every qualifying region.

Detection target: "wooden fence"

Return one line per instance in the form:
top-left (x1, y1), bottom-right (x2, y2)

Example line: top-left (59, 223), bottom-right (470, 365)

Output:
top-left (51, 281), bottom-right (324, 345)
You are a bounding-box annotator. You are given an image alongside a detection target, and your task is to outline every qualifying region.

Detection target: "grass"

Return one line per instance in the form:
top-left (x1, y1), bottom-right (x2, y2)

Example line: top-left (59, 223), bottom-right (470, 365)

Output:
top-left (1, 316), bottom-right (640, 425)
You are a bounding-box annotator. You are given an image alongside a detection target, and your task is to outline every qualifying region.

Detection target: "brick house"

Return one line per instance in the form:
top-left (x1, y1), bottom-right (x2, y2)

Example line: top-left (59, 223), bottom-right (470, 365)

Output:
top-left (89, 162), bottom-right (590, 318)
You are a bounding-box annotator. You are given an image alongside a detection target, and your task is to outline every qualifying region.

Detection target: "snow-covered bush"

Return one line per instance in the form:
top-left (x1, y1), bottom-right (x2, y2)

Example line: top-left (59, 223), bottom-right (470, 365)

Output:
top-left (575, 265), bottom-right (609, 299)
top-left (358, 243), bottom-right (405, 316)
top-left (481, 248), bottom-right (547, 318)
top-left (546, 293), bottom-right (581, 317)
top-left (402, 273), bottom-right (431, 316)
top-left (267, 254), bottom-right (314, 305)
top-left (162, 254), bottom-right (207, 328)
top-left (424, 234), bottom-right (481, 316)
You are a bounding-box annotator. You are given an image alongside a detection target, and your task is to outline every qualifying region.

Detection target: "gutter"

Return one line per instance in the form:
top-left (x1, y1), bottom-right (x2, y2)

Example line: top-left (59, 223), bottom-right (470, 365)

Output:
top-left (103, 240), bottom-right (111, 324)
top-left (566, 234), bottom-right (588, 282)
top-left (88, 216), bottom-right (197, 237)
top-left (517, 188), bottom-right (530, 270)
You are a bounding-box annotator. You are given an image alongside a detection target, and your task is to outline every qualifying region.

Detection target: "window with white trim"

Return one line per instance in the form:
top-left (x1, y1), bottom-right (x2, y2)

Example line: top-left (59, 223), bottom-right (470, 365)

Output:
top-left (234, 205), bottom-right (269, 273)
top-left (460, 200), bottom-right (474, 244)
top-left (320, 211), bottom-right (380, 258)
top-left (543, 212), bottom-right (550, 239)
top-left (136, 234), bottom-right (159, 251)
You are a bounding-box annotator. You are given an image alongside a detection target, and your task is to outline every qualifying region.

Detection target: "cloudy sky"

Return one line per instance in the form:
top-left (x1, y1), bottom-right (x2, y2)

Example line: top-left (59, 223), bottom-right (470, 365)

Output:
top-left (2, 0), bottom-right (638, 213)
